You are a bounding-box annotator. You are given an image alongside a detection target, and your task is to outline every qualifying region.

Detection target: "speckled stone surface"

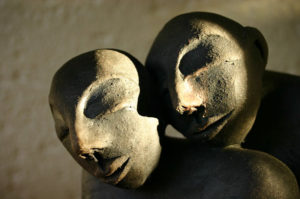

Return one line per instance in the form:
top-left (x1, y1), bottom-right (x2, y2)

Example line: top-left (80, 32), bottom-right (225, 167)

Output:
top-left (0, 0), bottom-right (299, 198)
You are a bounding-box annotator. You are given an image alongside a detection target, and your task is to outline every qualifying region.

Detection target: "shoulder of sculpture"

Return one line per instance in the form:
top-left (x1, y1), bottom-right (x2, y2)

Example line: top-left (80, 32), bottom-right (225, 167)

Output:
top-left (224, 146), bottom-right (300, 198)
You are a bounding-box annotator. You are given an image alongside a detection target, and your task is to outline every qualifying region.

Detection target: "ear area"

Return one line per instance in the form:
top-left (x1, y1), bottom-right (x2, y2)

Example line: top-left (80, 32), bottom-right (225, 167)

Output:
top-left (244, 26), bottom-right (268, 67)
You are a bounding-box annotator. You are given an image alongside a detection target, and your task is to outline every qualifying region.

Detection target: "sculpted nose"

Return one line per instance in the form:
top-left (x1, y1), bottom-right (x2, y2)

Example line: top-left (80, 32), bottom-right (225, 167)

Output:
top-left (73, 129), bottom-right (109, 157)
top-left (178, 105), bottom-right (197, 115)
top-left (79, 148), bottom-right (104, 162)
top-left (179, 104), bottom-right (206, 116)
top-left (172, 78), bottom-right (205, 115)
top-left (79, 148), bottom-right (108, 172)
top-left (79, 148), bottom-right (109, 174)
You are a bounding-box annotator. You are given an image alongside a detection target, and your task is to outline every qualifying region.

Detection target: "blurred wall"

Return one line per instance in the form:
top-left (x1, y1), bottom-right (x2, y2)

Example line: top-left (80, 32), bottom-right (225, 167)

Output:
top-left (0, 0), bottom-right (299, 198)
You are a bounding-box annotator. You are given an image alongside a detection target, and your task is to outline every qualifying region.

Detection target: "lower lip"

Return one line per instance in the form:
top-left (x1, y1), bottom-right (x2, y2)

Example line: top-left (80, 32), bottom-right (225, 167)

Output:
top-left (192, 110), bottom-right (233, 137)
top-left (104, 157), bottom-right (130, 184)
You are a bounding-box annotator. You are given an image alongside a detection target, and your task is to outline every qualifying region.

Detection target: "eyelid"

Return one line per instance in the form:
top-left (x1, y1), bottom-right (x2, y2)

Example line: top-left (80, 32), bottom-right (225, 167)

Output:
top-left (84, 79), bottom-right (139, 119)
top-left (192, 66), bottom-right (209, 77)
top-left (109, 102), bottom-right (135, 114)
top-left (95, 102), bottom-right (136, 118)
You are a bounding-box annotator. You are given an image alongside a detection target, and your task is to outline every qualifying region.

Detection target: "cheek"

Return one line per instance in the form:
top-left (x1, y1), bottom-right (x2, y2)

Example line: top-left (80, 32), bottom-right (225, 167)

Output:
top-left (61, 134), bottom-right (98, 172)
top-left (201, 66), bottom-right (237, 114)
top-left (99, 110), bottom-right (157, 152)
top-left (232, 63), bottom-right (248, 109)
top-left (117, 112), bottom-right (160, 157)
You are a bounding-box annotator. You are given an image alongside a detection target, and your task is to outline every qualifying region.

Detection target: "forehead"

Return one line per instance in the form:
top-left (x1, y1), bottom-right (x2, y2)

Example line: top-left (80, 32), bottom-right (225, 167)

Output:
top-left (177, 34), bottom-right (242, 76)
top-left (179, 19), bottom-right (243, 56)
top-left (94, 50), bottom-right (139, 84)
top-left (49, 50), bottom-right (139, 113)
top-left (179, 33), bottom-right (242, 61)
top-left (147, 16), bottom-right (246, 74)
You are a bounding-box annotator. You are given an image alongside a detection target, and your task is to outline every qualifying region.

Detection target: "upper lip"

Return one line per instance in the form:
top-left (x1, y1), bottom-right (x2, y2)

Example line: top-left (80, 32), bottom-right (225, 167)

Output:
top-left (80, 148), bottom-right (131, 184)
top-left (192, 110), bottom-right (233, 136)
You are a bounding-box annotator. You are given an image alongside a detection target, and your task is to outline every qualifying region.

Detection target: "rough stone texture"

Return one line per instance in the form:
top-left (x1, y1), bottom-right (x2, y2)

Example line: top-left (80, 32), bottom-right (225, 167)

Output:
top-left (49, 49), bottom-right (161, 189)
top-left (0, 0), bottom-right (299, 199)
top-left (146, 12), bottom-right (268, 146)
top-left (82, 141), bottom-right (300, 199)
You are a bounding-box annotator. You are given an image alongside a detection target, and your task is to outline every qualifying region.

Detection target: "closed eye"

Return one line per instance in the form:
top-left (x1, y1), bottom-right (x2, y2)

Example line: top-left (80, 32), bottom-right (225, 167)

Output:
top-left (85, 99), bottom-right (135, 118)
top-left (84, 78), bottom-right (138, 119)
top-left (84, 91), bottom-right (107, 118)
top-left (179, 43), bottom-right (213, 76)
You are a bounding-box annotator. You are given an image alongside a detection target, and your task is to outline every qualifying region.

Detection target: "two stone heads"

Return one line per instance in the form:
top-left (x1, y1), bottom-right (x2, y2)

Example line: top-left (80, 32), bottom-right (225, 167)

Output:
top-left (49, 12), bottom-right (299, 196)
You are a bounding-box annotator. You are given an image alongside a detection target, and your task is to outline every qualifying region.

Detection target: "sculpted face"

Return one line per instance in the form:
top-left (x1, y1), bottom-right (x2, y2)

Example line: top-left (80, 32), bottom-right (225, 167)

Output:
top-left (146, 12), bottom-right (268, 146)
top-left (49, 49), bottom-right (161, 188)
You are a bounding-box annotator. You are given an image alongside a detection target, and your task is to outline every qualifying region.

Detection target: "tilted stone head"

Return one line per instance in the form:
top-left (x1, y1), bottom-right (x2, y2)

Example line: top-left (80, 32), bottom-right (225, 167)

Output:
top-left (146, 12), bottom-right (268, 146)
top-left (49, 49), bottom-right (161, 188)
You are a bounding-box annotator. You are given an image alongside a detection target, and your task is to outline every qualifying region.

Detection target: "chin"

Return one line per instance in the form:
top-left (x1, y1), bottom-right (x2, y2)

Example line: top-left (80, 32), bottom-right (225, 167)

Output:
top-left (170, 109), bottom-right (234, 142)
top-left (117, 167), bottom-right (149, 189)
top-left (188, 125), bottom-right (225, 141)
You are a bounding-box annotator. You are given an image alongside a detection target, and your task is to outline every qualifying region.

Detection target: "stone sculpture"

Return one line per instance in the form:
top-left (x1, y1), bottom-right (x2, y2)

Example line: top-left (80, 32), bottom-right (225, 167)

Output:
top-left (146, 12), bottom-right (300, 185)
top-left (49, 49), bottom-right (161, 188)
top-left (49, 12), bottom-right (300, 198)
top-left (244, 71), bottom-right (300, 184)
top-left (82, 138), bottom-right (299, 198)
top-left (146, 12), bottom-right (267, 146)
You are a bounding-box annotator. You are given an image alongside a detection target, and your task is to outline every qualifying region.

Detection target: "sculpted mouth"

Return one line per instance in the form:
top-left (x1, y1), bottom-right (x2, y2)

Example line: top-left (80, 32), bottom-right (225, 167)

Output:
top-left (81, 149), bottom-right (131, 185)
top-left (103, 156), bottom-right (130, 184)
top-left (192, 110), bottom-right (234, 137)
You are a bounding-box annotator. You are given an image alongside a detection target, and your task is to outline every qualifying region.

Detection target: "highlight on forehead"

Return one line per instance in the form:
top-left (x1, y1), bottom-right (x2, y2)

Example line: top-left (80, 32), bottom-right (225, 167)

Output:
top-left (83, 78), bottom-right (139, 119)
top-left (177, 33), bottom-right (242, 76)
top-left (146, 12), bottom-right (246, 72)
top-left (95, 49), bottom-right (139, 84)
top-left (191, 21), bottom-right (236, 41)
top-left (170, 12), bottom-right (246, 41)
top-left (49, 49), bottom-right (140, 110)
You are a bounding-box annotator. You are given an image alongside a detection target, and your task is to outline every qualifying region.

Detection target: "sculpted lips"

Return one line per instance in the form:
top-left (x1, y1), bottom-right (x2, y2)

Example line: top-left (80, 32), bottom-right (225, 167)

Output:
top-left (103, 156), bottom-right (130, 184)
top-left (90, 153), bottom-right (130, 185)
top-left (192, 110), bottom-right (234, 137)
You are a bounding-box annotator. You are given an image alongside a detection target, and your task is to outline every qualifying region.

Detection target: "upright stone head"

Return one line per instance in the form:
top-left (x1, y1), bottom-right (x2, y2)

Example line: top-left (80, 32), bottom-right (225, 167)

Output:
top-left (146, 12), bottom-right (268, 146)
top-left (49, 49), bottom-right (161, 188)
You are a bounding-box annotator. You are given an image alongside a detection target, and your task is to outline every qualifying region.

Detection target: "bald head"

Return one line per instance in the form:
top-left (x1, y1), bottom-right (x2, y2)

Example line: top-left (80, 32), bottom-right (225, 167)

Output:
top-left (146, 12), bottom-right (268, 145)
top-left (49, 49), bottom-right (161, 188)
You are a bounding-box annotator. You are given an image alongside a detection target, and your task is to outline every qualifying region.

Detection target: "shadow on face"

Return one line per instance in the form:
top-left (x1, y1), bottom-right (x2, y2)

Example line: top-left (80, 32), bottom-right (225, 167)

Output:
top-left (146, 12), bottom-right (268, 146)
top-left (49, 49), bottom-right (161, 188)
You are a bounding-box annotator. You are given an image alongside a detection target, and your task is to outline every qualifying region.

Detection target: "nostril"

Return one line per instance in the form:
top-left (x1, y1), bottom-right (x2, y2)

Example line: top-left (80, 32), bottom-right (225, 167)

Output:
top-left (196, 105), bottom-right (205, 116)
top-left (179, 104), bottom-right (206, 118)
top-left (181, 105), bottom-right (198, 116)
top-left (193, 105), bottom-right (206, 123)
top-left (93, 150), bottom-right (106, 172)
top-left (192, 105), bottom-right (205, 117)
top-left (84, 149), bottom-right (122, 175)
top-left (79, 153), bottom-right (97, 161)
top-left (79, 148), bottom-right (104, 163)
top-left (182, 106), bottom-right (191, 115)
